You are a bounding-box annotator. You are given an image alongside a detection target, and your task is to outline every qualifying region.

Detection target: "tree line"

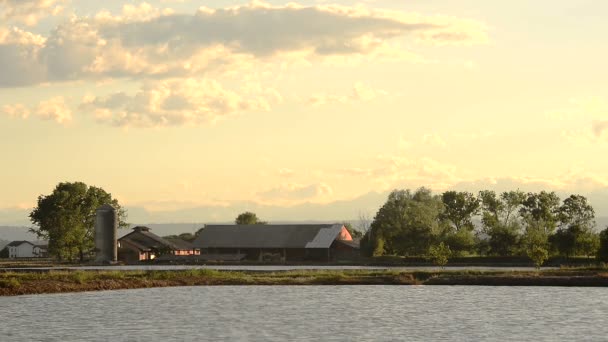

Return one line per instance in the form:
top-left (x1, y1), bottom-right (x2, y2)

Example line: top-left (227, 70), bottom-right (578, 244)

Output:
top-left (360, 188), bottom-right (608, 265)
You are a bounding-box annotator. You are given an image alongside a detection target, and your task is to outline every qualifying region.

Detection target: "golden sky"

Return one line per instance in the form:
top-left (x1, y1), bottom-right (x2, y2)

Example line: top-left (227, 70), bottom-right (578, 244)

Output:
top-left (1, 0), bottom-right (607, 223)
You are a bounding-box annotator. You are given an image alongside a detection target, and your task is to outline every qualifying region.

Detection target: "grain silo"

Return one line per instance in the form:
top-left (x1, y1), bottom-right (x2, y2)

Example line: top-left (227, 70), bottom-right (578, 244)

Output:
top-left (95, 204), bottom-right (118, 263)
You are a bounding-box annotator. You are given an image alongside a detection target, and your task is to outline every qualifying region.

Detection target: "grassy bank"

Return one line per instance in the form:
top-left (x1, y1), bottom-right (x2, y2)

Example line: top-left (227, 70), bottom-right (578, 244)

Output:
top-left (2, 268), bottom-right (608, 296)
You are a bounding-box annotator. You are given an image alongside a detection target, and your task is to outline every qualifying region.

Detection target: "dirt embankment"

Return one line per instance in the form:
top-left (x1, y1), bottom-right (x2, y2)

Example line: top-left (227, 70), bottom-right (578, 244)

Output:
top-left (2, 269), bottom-right (608, 296)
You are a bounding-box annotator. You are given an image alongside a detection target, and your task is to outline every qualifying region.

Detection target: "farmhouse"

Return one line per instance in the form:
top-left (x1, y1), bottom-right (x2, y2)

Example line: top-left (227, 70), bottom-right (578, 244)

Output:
top-left (192, 224), bottom-right (360, 262)
top-left (118, 226), bottom-right (199, 262)
top-left (6, 240), bottom-right (48, 259)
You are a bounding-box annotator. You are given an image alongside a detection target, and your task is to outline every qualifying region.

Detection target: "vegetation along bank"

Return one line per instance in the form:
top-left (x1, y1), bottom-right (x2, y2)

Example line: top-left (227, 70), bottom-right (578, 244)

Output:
top-left (3, 268), bottom-right (608, 296)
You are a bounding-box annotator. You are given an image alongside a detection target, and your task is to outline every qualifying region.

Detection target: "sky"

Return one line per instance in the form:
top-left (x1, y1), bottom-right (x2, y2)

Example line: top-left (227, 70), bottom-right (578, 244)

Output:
top-left (1, 0), bottom-right (608, 225)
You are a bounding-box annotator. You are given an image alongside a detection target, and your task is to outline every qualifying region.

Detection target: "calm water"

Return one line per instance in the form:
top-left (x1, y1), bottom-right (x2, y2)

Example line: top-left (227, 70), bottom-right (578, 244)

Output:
top-left (1, 286), bottom-right (607, 341)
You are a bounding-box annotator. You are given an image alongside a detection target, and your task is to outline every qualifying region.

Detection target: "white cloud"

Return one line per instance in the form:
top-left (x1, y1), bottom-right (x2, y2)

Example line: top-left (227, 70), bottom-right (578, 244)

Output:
top-left (0, 1), bottom-right (488, 87)
top-left (2, 103), bottom-right (30, 119)
top-left (0, 0), bottom-right (65, 26)
top-left (256, 182), bottom-right (334, 204)
top-left (80, 78), bottom-right (280, 128)
top-left (549, 97), bottom-right (608, 144)
top-left (3, 96), bottom-right (71, 124)
top-left (308, 82), bottom-right (387, 106)
top-left (340, 153), bottom-right (460, 191)
top-left (278, 168), bottom-right (295, 177)
top-left (36, 96), bottom-right (72, 124)
top-left (422, 133), bottom-right (447, 148)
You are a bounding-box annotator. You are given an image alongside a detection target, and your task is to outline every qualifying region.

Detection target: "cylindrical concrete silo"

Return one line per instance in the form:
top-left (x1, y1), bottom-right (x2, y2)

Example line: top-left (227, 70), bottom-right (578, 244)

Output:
top-left (95, 204), bottom-right (118, 263)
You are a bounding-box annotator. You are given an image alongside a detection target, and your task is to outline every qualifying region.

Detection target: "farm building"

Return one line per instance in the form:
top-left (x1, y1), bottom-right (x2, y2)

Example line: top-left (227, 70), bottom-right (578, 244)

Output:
top-left (118, 226), bottom-right (199, 262)
top-left (192, 224), bottom-right (360, 262)
top-left (5, 240), bottom-right (48, 259)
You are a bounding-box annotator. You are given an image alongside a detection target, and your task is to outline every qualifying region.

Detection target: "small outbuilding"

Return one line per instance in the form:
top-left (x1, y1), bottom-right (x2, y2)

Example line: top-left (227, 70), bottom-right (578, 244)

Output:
top-left (192, 224), bottom-right (360, 262)
top-left (118, 226), bottom-right (200, 263)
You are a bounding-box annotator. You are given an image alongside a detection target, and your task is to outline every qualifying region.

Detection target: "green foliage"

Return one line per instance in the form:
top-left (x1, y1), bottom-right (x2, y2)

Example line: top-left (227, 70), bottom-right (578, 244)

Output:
top-left (368, 188), bottom-right (444, 256)
top-left (428, 242), bottom-right (451, 267)
top-left (0, 247), bottom-right (8, 259)
top-left (597, 228), bottom-right (608, 262)
top-left (372, 236), bottom-right (385, 257)
top-left (520, 191), bottom-right (561, 234)
top-left (235, 212), bottom-right (267, 225)
top-left (440, 191), bottom-right (480, 231)
top-left (551, 195), bottom-right (597, 257)
top-left (0, 278), bottom-right (21, 289)
top-left (444, 229), bottom-right (475, 257)
top-left (523, 217), bottom-right (550, 268)
top-left (479, 190), bottom-right (525, 256)
top-left (527, 245), bottom-right (549, 269)
top-left (29, 182), bottom-right (128, 261)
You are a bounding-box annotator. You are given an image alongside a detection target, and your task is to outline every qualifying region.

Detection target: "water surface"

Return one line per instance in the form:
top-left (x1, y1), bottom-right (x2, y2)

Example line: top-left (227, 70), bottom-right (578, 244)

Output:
top-left (1, 286), bottom-right (606, 341)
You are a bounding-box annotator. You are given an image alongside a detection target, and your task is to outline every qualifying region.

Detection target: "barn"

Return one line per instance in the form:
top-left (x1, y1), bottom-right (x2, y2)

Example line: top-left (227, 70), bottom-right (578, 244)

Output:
top-left (118, 226), bottom-right (200, 262)
top-left (192, 224), bottom-right (360, 262)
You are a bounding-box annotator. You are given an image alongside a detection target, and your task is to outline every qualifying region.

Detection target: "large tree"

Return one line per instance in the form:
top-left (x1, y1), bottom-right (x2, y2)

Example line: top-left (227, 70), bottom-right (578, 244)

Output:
top-left (440, 191), bottom-right (480, 256)
top-left (478, 190), bottom-right (525, 256)
top-left (29, 182), bottom-right (127, 261)
top-left (551, 194), bottom-right (597, 257)
top-left (520, 191), bottom-right (561, 234)
top-left (364, 188), bottom-right (444, 256)
top-left (235, 212), bottom-right (267, 225)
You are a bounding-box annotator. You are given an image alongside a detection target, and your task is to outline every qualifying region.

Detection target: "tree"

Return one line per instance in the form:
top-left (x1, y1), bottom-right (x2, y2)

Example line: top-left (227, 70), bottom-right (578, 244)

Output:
top-left (439, 191), bottom-right (479, 256)
top-left (551, 194), bottom-right (597, 257)
top-left (440, 191), bottom-right (480, 231)
top-left (596, 227), bottom-right (608, 263)
top-left (235, 212), bottom-right (267, 225)
top-left (29, 182), bottom-right (127, 261)
top-left (522, 217), bottom-right (550, 268)
top-left (364, 188), bottom-right (444, 256)
top-left (428, 242), bottom-right (451, 268)
top-left (478, 190), bottom-right (525, 256)
top-left (520, 191), bottom-right (561, 234)
top-left (528, 245), bottom-right (549, 269)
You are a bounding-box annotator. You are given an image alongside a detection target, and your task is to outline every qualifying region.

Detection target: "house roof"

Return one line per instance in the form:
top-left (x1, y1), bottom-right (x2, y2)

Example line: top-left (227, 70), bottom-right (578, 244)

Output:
top-left (6, 240), bottom-right (34, 247)
top-left (119, 226), bottom-right (194, 252)
top-left (193, 224), bottom-right (348, 249)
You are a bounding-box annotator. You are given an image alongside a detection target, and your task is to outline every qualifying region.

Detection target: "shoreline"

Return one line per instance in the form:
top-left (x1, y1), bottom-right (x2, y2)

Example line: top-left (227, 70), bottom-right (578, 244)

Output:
top-left (2, 269), bottom-right (608, 296)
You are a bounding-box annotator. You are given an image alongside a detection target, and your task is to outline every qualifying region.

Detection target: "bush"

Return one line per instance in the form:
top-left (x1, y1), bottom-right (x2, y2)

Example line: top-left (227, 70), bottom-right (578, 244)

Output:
top-left (428, 242), bottom-right (451, 267)
top-left (0, 278), bottom-right (21, 289)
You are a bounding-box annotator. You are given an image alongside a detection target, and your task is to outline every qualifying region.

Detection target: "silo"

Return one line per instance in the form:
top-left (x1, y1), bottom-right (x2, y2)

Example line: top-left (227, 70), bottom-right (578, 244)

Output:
top-left (95, 204), bottom-right (118, 263)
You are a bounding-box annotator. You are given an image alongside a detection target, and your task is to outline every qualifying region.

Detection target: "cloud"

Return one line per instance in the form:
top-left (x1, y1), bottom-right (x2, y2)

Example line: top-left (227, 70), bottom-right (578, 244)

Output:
top-left (2, 103), bottom-right (30, 119)
top-left (592, 120), bottom-right (608, 137)
top-left (36, 96), bottom-right (72, 123)
top-left (2, 96), bottom-right (71, 124)
top-left (549, 97), bottom-right (608, 143)
top-left (80, 78), bottom-right (280, 128)
top-left (0, 0), bottom-right (64, 26)
top-left (0, 1), bottom-right (488, 87)
top-left (257, 182), bottom-right (334, 204)
top-left (340, 154), bottom-right (460, 191)
top-left (278, 168), bottom-right (295, 177)
top-left (308, 82), bottom-right (386, 106)
top-left (422, 133), bottom-right (447, 148)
